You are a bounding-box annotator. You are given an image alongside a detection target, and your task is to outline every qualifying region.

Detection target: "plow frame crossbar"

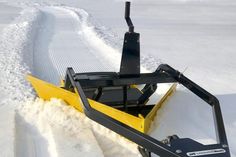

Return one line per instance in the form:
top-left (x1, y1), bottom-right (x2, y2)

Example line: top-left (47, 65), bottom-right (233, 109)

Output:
top-left (64, 64), bottom-right (230, 157)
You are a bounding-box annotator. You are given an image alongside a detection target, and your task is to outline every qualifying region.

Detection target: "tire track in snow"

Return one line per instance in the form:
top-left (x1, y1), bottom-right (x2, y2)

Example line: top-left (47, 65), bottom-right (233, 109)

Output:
top-left (32, 9), bottom-right (60, 84)
top-left (58, 7), bottom-right (122, 72)
top-left (33, 6), bottom-right (112, 85)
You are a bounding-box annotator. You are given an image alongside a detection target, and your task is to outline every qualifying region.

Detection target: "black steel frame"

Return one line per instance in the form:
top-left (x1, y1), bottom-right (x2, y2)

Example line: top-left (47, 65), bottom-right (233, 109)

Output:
top-left (64, 64), bottom-right (230, 157)
top-left (63, 2), bottom-right (230, 156)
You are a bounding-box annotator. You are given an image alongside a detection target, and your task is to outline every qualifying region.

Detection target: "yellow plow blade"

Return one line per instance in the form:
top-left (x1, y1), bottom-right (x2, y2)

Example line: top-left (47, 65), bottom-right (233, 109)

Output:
top-left (27, 74), bottom-right (176, 133)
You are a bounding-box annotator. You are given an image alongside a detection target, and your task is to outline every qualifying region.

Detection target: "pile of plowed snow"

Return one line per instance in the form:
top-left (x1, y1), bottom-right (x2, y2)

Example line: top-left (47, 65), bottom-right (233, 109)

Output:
top-left (19, 98), bottom-right (141, 157)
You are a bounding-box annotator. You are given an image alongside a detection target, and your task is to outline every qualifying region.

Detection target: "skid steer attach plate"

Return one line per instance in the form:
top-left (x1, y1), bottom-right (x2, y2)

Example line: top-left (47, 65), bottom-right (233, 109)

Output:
top-left (27, 2), bottom-right (230, 157)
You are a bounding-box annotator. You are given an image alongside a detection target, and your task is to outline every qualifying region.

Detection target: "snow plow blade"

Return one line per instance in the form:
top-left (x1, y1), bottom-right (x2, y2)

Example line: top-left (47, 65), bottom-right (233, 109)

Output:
top-left (27, 74), bottom-right (176, 133)
top-left (27, 2), bottom-right (231, 157)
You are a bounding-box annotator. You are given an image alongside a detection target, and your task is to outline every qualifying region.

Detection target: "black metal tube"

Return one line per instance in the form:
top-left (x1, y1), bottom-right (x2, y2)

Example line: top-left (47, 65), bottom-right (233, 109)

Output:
top-left (125, 1), bottom-right (131, 18)
top-left (158, 64), bottom-right (228, 145)
top-left (179, 74), bottom-right (228, 144)
top-left (125, 1), bottom-right (134, 32)
top-left (123, 85), bottom-right (128, 111)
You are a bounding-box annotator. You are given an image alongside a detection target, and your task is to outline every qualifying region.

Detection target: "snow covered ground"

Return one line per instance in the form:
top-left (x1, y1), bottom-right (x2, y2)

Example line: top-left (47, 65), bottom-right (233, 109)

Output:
top-left (0, 0), bottom-right (235, 157)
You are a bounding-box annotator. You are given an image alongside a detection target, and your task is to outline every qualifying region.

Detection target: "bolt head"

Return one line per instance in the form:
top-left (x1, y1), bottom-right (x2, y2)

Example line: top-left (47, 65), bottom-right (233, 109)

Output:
top-left (222, 144), bottom-right (228, 148)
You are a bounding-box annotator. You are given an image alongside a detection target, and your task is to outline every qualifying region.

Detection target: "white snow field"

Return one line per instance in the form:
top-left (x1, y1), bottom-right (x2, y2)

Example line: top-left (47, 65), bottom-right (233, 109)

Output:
top-left (0, 0), bottom-right (235, 157)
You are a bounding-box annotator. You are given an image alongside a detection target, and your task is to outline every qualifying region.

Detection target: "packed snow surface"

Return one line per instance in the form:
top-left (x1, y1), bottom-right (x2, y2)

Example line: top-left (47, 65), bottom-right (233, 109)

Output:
top-left (0, 0), bottom-right (235, 157)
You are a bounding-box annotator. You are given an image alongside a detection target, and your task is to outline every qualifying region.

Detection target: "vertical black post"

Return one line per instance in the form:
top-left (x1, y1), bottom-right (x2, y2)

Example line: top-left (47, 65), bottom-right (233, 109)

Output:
top-left (125, 2), bottom-right (134, 33)
top-left (123, 85), bottom-right (128, 111)
top-left (120, 2), bottom-right (140, 77)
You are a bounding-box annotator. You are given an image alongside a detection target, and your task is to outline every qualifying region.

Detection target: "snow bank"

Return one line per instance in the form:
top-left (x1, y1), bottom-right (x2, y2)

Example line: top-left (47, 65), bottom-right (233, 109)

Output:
top-left (0, 8), bottom-right (42, 104)
top-left (0, 7), bottom-right (42, 157)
